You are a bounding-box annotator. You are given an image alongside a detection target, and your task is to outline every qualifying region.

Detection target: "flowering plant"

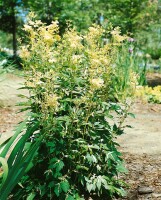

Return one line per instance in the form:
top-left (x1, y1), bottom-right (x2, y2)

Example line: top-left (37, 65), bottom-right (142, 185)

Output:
top-left (2, 13), bottom-right (134, 199)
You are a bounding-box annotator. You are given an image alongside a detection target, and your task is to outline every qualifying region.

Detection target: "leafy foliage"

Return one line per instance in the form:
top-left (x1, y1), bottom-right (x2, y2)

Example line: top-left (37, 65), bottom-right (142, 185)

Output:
top-left (2, 15), bottom-right (134, 199)
top-left (104, 0), bottom-right (158, 33)
top-left (23, 0), bottom-right (100, 34)
top-left (0, 0), bottom-right (25, 56)
top-left (0, 117), bottom-right (44, 200)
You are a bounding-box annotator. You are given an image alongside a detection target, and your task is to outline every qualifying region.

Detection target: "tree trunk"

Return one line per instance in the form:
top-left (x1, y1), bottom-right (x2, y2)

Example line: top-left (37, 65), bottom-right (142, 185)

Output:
top-left (12, 3), bottom-right (17, 58)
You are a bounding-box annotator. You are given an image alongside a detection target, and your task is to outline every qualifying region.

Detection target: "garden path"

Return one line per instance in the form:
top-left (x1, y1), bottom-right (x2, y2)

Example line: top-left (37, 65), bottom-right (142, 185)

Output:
top-left (0, 73), bottom-right (27, 144)
top-left (117, 103), bottom-right (161, 199)
top-left (118, 102), bottom-right (161, 155)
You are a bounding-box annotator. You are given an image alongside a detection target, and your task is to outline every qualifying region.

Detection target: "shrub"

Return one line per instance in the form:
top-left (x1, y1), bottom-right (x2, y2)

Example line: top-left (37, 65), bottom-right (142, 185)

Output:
top-left (2, 14), bottom-right (134, 200)
top-left (146, 47), bottom-right (161, 60)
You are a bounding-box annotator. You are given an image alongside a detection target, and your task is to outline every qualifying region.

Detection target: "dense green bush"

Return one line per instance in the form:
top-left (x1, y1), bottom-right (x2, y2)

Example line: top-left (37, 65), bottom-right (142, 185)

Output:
top-left (146, 47), bottom-right (161, 60)
top-left (0, 14), bottom-right (135, 200)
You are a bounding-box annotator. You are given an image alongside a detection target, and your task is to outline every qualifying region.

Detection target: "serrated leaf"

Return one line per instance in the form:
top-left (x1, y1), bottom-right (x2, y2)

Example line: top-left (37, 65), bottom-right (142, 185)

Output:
top-left (60, 180), bottom-right (70, 193)
top-left (48, 181), bottom-right (55, 188)
top-left (86, 154), bottom-right (97, 164)
top-left (90, 144), bottom-right (100, 150)
top-left (91, 155), bottom-right (97, 163)
top-left (57, 161), bottom-right (64, 171)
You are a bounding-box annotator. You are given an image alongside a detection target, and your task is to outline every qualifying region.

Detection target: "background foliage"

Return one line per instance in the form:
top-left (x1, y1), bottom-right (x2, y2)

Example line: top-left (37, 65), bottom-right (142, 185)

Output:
top-left (0, 0), bottom-right (160, 57)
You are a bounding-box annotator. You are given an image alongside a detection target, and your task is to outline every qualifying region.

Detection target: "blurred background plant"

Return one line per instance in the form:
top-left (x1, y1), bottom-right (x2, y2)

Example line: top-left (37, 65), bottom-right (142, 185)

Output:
top-left (110, 38), bottom-right (147, 102)
top-left (0, 0), bottom-right (160, 55)
top-left (135, 85), bottom-right (161, 103)
top-left (0, 48), bottom-right (22, 73)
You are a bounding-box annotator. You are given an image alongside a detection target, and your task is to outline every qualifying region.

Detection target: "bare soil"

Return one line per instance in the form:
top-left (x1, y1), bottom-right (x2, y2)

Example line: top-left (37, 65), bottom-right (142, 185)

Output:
top-left (117, 102), bottom-right (161, 199)
top-left (0, 73), bottom-right (27, 143)
top-left (0, 107), bottom-right (24, 144)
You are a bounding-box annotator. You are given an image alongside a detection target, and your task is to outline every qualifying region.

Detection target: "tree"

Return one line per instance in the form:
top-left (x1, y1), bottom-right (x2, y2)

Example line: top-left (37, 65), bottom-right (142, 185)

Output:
top-left (102, 0), bottom-right (158, 34)
top-left (0, 0), bottom-right (23, 57)
top-left (23, 0), bottom-right (102, 33)
top-left (0, 0), bottom-right (159, 56)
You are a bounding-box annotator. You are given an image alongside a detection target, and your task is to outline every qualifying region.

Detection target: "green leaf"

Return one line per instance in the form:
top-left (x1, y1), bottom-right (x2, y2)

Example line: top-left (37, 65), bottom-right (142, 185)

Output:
top-left (25, 160), bottom-right (34, 173)
top-left (91, 155), bottom-right (97, 163)
top-left (54, 184), bottom-right (61, 197)
top-left (48, 181), bottom-right (55, 188)
top-left (27, 193), bottom-right (36, 200)
top-left (89, 144), bottom-right (100, 150)
top-left (96, 177), bottom-right (102, 190)
top-left (60, 180), bottom-right (70, 193)
top-left (0, 119), bottom-right (27, 157)
top-left (56, 160), bottom-right (64, 172)
top-left (115, 187), bottom-right (127, 197)
top-left (66, 194), bottom-right (75, 200)
top-left (108, 151), bottom-right (120, 162)
top-left (128, 112), bottom-right (135, 118)
top-left (86, 183), bottom-right (93, 193)
top-left (116, 163), bottom-right (128, 173)
top-left (0, 122), bottom-right (42, 200)
top-left (86, 154), bottom-right (97, 164)
top-left (0, 157), bottom-right (8, 183)
top-left (76, 165), bottom-right (88, 171)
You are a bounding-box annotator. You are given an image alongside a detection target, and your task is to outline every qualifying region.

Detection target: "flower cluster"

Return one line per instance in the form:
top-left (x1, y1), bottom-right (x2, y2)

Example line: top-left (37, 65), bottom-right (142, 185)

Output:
top-left (111, 27), bottom-right (126, 43)
top-left (90, 78), bottom-right (104, 90)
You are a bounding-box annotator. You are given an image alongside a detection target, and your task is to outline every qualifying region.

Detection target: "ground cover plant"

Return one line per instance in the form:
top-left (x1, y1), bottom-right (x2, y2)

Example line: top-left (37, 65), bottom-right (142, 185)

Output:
top-left (0, 13), bottom-right (137, 200)
top-left (135, 85), bottom-right (161, 103)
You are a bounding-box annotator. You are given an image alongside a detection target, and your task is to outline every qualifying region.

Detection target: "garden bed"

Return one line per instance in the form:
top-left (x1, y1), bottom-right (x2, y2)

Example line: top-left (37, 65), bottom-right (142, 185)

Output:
top-left (1, 101), bottom-right (161, 199)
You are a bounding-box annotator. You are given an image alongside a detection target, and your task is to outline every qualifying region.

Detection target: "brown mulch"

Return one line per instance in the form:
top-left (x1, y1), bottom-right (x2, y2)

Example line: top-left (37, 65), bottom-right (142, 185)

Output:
top-left (147, 73), bottom-right (161, 87)
top-left (0, 107), bottom-right (24, 135)
top-left (119, 153), bottom-right (161, 200)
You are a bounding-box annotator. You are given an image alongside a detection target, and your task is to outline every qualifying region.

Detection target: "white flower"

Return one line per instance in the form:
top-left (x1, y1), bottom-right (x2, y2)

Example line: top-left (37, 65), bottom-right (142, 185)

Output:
top-left (90, 78), bottom-right (104, 89)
